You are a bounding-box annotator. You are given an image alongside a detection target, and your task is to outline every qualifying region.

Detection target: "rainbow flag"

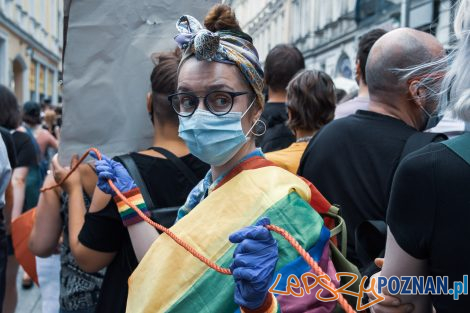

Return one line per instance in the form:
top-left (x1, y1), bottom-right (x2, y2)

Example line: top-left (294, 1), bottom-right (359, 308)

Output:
top-left (127, 157), bottom-right (334, 312)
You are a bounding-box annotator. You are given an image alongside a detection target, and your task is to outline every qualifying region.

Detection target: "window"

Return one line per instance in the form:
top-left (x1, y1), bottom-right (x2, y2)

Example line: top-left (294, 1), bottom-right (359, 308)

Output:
top-left (39, 64), bottom-right (44, 95)
top-left (29, 60), bottom-right (36, 93)
top-left (47, 69), bottom-right (53, 96)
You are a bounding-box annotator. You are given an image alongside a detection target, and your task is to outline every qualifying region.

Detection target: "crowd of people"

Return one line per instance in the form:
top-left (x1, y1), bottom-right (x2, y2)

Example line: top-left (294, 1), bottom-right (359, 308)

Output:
top-left (0, 1), bottom-right (469, 313)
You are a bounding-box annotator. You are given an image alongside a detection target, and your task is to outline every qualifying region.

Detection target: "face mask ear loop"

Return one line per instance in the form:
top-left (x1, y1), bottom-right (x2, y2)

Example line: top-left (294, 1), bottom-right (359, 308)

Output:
top-left (241, 98), bottom-right (259, 138)
top-left (241, 97), bottom-right (256, 119)
top-left (419, 104), bottom-right (433, 118)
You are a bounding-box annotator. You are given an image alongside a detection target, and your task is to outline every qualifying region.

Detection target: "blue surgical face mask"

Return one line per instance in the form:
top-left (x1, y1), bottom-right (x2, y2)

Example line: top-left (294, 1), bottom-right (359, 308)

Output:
top-left (178, 100), bottom-right (256, 166)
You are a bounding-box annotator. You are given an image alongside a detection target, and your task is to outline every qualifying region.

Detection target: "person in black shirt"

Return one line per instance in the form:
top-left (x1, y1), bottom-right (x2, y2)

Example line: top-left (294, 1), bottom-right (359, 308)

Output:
top-left (255, 44), bottom-right (304, 152)
top-left (52, 49), bottom-right (209, 313)
top-left (376, 143), bottom-right (470, 312)
top-left (298, 28), bottom-right (445, 270)
top-left (368, 3), bottom-right (470, 311)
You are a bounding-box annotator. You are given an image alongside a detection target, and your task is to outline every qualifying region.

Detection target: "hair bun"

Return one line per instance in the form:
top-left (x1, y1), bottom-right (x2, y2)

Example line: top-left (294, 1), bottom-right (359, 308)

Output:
top-left (204, 4), bottom-right (242, 33)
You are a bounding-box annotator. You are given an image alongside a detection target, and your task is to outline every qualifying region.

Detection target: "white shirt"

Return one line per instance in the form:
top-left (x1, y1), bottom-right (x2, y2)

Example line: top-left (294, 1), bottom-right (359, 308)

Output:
top-left (334, 96), bottom-right (369, 120)
top-left (427, 112), bottom-right (470, 138)
top-left (0, 138), bottom-right (11, 208)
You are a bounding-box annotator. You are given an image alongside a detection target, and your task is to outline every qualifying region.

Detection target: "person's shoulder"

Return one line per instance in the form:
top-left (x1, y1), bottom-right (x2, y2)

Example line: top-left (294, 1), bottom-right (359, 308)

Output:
top-left (402, 142), bottom-right (451, 161)
top-left (265, 146), bottom-right (289, 162)
top-left (181, 153), bottom-right (210, 173)
top-left (0, 127), bottom-right (13, 143)
top-left (0, 126), bottom-right (9, 137)
top-left (37, 127), bottom-right (53, 138)
top-left (11, 129), bottom-right (31, 143)
top-left (398, 142), bottom-right (461, 178)
top-left (309, 116), bottom-right (356, 140)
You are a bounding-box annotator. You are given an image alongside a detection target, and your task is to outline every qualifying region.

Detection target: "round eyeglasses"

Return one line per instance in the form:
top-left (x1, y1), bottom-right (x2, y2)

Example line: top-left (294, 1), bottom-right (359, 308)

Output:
top-left (167, 90), bottom-right (251, 117)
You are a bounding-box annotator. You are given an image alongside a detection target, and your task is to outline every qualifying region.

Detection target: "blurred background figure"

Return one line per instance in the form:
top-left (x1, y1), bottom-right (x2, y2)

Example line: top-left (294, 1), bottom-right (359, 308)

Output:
top-left (0, 85), bottom-right (37, 313)
top-left (0, 121), bottom-right (17, 313)
top-left (0, 137), bottom-right (12, 313)
top-left (43, 107), bottom-right (60, 140)
top-left (21, 101), bottom-right (61, 307)
top-left (256, 44), bottom-right (304, 153)
top-left (266, 70), bottom-right (336, 173)
top-left (334, 28), bottom-right (387, 119)
top-left (29, 167), bottom-right (104, 313)
top-left (22, 101), bottom-right (59, 178)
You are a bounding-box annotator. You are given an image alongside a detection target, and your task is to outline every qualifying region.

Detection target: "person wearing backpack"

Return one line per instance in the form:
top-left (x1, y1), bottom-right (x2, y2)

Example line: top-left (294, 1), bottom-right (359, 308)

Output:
top-left (51, 48), bottom-right (209, 313)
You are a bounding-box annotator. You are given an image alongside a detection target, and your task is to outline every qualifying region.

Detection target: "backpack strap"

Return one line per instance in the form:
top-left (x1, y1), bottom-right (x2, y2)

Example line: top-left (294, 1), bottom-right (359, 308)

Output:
top-left (400, 132), bottom-right (447, 161)
top-left (149, 147), bottom-right (199, 186)
top-left (114, 154), bottom-right (156, 211)
top-left (442, 132), bottom-right (470, 166)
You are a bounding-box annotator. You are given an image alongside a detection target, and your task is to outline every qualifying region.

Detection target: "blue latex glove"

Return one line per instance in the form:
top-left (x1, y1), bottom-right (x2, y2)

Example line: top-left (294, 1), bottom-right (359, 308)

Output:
top-left (89, 151), bottom-right (136, 195)
top-left (229, 217), bottom-right (278, 310)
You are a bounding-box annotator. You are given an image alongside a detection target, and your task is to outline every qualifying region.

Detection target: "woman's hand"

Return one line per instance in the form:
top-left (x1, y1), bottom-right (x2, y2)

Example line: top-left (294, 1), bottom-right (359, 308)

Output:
top-left (89, 151), bottom-right (136, 195)
top-left (51, 154), bottom-right (81, 194)
top-left (229, 217), bottom-right (278, 310)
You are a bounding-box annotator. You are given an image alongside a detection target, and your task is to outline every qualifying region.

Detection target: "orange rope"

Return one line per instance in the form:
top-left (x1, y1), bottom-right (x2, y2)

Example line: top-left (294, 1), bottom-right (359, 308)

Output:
top-left (43, 148), bottom-right (356, 313)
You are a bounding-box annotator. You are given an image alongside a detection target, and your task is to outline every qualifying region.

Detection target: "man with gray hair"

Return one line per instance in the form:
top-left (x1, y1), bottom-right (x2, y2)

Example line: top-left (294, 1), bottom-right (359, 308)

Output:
top-left (298, 28), bottom-right (446, 271)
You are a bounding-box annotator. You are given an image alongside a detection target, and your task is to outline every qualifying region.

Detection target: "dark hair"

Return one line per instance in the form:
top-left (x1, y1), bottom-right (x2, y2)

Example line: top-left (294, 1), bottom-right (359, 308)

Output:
top-left (0, 85), bottom-right (21, 129)
top-left (204, 4), bottom-right (242, 33)
top-left (356, 28), bottom-right (387, 85)
top-left (264, 44), bottom-right (305, 93)
top-left (23, 101), bottom-right (41, 125)
top-left (335, 89), bottom-right (347, 103)
top-left (286, 70), bottom-right (336, 132)
top-left (150, 48), bottom-right (182, 125)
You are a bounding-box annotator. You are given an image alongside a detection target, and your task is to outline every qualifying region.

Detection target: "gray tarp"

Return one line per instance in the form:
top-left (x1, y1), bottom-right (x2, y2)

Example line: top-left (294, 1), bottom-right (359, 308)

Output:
top-left (59, 0), bottom-right (217, 164)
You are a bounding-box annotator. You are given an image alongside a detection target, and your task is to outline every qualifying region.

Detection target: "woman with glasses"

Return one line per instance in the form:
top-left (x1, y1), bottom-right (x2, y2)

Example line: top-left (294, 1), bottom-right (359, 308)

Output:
top-left (91, 5), bottom-right (339, 313)
top-left (51, 49), bottom-right (209, 313)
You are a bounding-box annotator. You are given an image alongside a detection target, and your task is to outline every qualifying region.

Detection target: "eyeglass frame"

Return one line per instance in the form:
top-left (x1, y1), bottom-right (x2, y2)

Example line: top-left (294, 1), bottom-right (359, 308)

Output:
top-left (167, 90), bottom-right (253, 117)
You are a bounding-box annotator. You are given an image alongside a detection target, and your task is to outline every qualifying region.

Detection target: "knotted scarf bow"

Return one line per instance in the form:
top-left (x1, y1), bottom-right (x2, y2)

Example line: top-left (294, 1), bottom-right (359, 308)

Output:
top-left (174, 15), bottom-right (265, 108)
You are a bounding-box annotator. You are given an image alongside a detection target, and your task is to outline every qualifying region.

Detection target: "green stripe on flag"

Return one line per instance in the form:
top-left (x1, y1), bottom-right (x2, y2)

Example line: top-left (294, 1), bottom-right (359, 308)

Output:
top-left (166, 191), bottom-right (324, 312)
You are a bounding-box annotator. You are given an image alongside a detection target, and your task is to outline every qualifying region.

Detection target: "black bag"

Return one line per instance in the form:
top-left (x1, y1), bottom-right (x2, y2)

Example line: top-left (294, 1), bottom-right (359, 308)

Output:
top-left (115, 147), bottom-right (199, 230)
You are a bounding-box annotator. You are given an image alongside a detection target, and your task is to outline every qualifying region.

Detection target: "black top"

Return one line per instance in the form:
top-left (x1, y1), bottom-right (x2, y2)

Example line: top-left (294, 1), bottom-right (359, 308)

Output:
top-left (387, 143), bottom-right (470, 312)
top-left (10, 131), bottom-right (37, 168)
top-left (78, 152), bottom-right (209, 313)
top-left (0, 127), bottom-right (17, 168)
top-left (256, 102), bottom-right (295, 153)
top-left (298, 110), bottom-right (427, 265)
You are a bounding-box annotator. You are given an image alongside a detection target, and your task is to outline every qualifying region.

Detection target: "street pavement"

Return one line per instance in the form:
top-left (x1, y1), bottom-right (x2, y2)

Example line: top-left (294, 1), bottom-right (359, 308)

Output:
top-left (15, 268), bottom-right (41, 313)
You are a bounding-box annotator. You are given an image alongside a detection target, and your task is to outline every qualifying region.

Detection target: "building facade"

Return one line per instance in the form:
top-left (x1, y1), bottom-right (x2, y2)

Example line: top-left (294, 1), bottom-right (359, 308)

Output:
top-left (226, 0), bottom-right (457, 83)
top-left (0, 0), bottom-right (63, 106)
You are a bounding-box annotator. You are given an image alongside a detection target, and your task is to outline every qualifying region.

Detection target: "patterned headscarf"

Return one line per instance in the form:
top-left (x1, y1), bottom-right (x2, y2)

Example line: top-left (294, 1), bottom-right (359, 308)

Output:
top-left (174, 15), bottom-right (264, 108)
